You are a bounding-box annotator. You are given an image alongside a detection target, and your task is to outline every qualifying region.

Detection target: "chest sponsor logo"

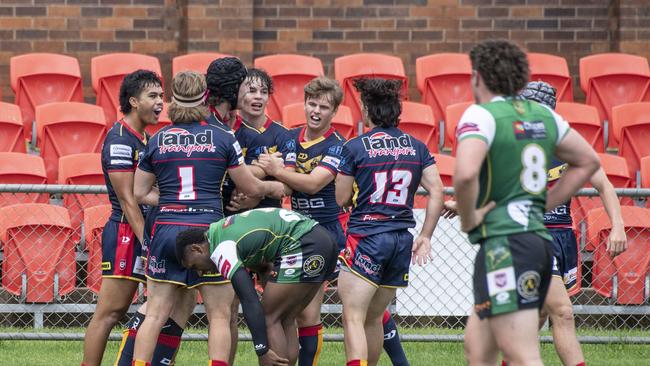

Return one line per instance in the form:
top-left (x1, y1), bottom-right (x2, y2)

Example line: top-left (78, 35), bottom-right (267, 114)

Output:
top-left (513, 120), bottom-right (547, 140)
top-left (110, 144), bottom-right (132, 158)
top-left (361, 132), bottom-right (416, 160)
top-left (158, 128), bottom-right (216, 157)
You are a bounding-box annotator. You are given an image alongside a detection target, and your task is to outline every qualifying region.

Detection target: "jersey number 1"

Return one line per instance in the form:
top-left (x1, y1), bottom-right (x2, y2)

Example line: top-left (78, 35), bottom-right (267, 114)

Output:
top-left (370, 170), bottom-right (412, 205)
top-left (178, 166), bottom-right (196, 200)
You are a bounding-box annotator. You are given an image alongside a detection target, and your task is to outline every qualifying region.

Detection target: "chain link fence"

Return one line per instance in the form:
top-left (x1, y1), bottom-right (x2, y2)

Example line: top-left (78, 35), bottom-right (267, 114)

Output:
top-left (0, 184), bottom-right (649, 343)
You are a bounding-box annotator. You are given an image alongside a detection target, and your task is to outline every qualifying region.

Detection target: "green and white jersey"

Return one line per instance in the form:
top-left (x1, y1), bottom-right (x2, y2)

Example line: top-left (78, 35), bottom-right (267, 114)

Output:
top-left (456, 97), bottom-right (570, 244)
top-left (206, 208), bottom-right (317, 279)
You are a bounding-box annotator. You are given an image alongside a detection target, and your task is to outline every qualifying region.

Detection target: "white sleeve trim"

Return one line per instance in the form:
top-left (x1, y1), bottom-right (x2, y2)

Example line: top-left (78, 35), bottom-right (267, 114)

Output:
top-left (456, 104), bottom-right (496, 147)
top-left (210, 240), bottom-right (240, 280)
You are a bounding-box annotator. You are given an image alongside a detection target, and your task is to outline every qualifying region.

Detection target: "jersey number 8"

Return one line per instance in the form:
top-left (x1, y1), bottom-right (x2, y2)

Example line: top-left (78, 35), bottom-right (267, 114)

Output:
top-left (520, 144), bottom-right (546, 195)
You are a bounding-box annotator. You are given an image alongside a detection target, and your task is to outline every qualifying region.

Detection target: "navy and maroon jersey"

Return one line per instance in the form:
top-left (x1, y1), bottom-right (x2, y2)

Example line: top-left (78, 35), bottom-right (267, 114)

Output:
top-left (231, 116), bottom-right (292, 209)
top-left (338, 127), bottom-right (435, 236)
top-left (284, 126), bottom-right (345, 224)
top-left (544, 159), bottom-right (572, 228)
top-left (138, 120), bottom-right (244, 224)
top-left (101, 120), bottom-right (149, 222)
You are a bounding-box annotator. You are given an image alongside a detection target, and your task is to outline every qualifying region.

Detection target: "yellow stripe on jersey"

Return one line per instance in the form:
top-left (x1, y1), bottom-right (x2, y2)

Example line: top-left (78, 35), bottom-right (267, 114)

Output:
top-left (352, 180), bottom-right (359, 208)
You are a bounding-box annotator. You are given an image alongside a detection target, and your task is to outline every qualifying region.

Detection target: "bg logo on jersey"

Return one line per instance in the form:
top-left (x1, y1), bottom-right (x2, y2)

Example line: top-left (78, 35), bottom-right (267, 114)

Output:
top-left (158, 128), bottom-right (216, 157)
top-left (361, 132), bottom-right (416, 160)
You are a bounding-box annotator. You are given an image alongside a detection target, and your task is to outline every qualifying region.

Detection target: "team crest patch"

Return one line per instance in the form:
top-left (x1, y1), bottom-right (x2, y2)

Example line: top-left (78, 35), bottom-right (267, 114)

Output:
top-left (456, 122), bottom-right (480, 138)
top-left (512, 120), bottom-right (547, 140)
top-left (223, 215), bottom-right (235, 228)
top-left (517, 270), bottom-right (541, 303)
top-left (303, 255), bottom-right (325, 277)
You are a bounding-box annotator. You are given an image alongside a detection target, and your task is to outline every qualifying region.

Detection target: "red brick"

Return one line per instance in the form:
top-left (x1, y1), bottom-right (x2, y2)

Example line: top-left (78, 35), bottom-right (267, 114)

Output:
top-left (34, 18), bottom-right (66, 29)
top-left (33, 41), bottom-right (65, 53)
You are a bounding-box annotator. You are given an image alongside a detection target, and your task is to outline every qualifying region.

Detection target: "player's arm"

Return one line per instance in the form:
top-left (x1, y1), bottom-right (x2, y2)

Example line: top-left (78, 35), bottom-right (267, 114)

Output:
top-left (109, 171), bottom-right (145, 243)
top-left (548, 129), bottom-right (600, 212)
top-left (335, 173), bottom-right (355, 208)
top-left (412, 164), bottom-right (444, 265)
top-left (228, 165), bottom-right (285, 200)
top-left (256, 152), bottom-right (335, 195)
top-left (590, 168), bottom-right (627, 257)
top-left (133, 168), bottom-right (160, 207)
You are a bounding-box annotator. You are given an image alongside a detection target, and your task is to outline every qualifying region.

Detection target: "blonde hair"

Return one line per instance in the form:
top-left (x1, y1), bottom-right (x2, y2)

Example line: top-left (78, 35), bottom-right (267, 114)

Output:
top-left (168, 71), bottom-right (209, 124)
top-left (304, 77), bottom-right (343, 110)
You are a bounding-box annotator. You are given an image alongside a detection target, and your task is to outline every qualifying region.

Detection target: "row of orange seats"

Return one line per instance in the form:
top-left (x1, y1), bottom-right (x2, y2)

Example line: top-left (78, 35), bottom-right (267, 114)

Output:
top-left (3, 52), bottom-right (649, 148)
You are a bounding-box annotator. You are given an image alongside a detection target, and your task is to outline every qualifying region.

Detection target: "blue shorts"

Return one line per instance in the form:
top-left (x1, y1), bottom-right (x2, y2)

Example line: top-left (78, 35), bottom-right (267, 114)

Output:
top-left (141, 206), bottom-right (158, 253)
top-left (548, 228), bottom-right (579, 291)
top-left (146, 222), bottom-right (228, 288)
top-left (339, 229), bottom-right (413, 288)
top-left (101, 219), bottom-right (146, 282)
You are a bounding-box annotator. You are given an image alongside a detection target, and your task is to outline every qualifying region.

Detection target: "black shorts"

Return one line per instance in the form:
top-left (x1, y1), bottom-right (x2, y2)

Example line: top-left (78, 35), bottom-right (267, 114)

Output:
top-left (270, 224), bottom-right (338, 284)
top-left (473, 232), bottom-right (553, 319)
top-left (548, 228), bottom-right (579, 292)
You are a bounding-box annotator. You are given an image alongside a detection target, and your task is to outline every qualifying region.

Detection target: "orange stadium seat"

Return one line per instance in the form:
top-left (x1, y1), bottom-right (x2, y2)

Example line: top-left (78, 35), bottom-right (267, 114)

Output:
top-left (172, 52), bottom-right (230, 76)
top-left (10, 53), bottom-right (83, 141)
top-left (335, 53), bottom-right (408, 125)
top-left (0, 102), bottom-right (26, 152)
top-left (416, 53), bottom-right (473, 142)
top-left (555, 102), bottom-right (603, 153)
top-left (611, 102), bottom-right (650, 175)
top-left (281, 102), bottom-right (355, 139)
top-left (83, 204), bottom-right (111, 294)
top-left (588, 206), bottom-right (650, 304)
top-left (444, 101), bottom-right (473, 154)
top-left (0, 152), bottom-right (48, 206)
top-left (144, 102), bottom-right (172, 136)
top-left (35, 102), bottom-right (106, 183)
top-left (579, 53), bottom-right (650, 149)
top-left (58, 153), bottom-right (108, 243)
top-left (254, 54), bottom-right (325, 122)
top-left (399, 101), bottom-right (437, 153)
top-left (0, 204), bottom-right (76, 303)
top-left (414, 154), bottom-right (455, 208)
top-left (527, 53), bottom-right (573, 102)
top-left (91, 53), bottom-right (162, 124)
top-left (641, 156), bottom-right (650, 189)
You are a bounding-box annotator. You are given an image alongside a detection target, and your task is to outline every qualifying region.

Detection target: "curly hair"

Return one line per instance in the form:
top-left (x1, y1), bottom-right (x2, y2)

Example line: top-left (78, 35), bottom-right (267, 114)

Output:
top-left (168, 71), bottom-right (209, 124)
top-left (118, 69), bottom-right (162, 115)
top-left (469, 39), bottom-right (529, 97)
top-left (245, 68), bottom-right (274, 95)
top-left (304, 77), bottom-right (343, 110)
top-left (353, 78), bottom-right (402, 128)
top-left (175, 228), bottom-right (208, 265)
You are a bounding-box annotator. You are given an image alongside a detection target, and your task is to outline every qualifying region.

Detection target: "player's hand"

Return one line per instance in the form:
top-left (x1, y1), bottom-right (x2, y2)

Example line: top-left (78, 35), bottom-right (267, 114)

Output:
top-left (254, 153), bottom-right (284, 176)
top-left (606, 224), bottom-right (627, 258)
top-left (460, 201), bottom-right (496, 233)
top-left (265, 181), bottom-right (286, 200)
top-left (441, 200), bottom-right (458, 219)
top-left (412, 235), bottom-right (433, 266)
top-left (258, 349), bottom-right (289, 366)
top-left (227, 192), bottom-right (263, 211)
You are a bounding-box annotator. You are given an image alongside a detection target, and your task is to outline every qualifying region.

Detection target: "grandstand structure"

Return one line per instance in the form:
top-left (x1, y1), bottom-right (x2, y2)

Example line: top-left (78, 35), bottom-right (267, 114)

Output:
top-left (0, 0), bottom-right (650, 341)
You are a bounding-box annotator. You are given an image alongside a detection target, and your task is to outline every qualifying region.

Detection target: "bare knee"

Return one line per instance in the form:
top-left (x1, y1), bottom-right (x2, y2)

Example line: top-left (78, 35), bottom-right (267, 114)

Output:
top-left (549, 303), bottom-right (575, 327)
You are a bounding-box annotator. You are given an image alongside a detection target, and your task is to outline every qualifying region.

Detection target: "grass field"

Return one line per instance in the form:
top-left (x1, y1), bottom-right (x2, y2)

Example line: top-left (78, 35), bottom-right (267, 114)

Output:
top-left (0, 328), bottom-right (648, 365)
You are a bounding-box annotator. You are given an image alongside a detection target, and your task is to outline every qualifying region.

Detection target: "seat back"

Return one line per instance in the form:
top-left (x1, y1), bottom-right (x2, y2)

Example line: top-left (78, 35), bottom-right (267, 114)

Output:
top-left (144, 102), bottom-right (172, 136)
top-left (335, 53), bottom-right (407, 124)
top-left (611, 102), bottom-right (650, 174)
top-left (83, 204), bottom-right (111, 294)
top-left (641, 156), bottom-right (650, 189)
top-left (91, 53), bottom-right (162, 124)
top-left (416, 53), bottom-right (474, 125)
top-left (555, 102), bottom-right (603, 152)
top-left (414, 153), bottom-right (455, 208)
top-left (281, 102), bottom-right (355, 139)
top-left (35, 102), bottom-right (107, 183)
top-left (172, 53), bottom-right (230, 76)
top-left (579, 53), bottom-right (650, 148)
top-left (399, 101), bottom-right (437, 153)
top-left (0, 152), bottom-right (48, 206)
top-left (0, 102), bottom-right (26, 152)
top-left (0, 204), bottom-right (75, 302)
top-left (10, 53), bottom-right (83, 140)
top-left (527, 53), bottom-right (573, 102)
top-left (255, 54), bottom-right (324, 121)
top-left (444, 101), bottom-right (473, 154)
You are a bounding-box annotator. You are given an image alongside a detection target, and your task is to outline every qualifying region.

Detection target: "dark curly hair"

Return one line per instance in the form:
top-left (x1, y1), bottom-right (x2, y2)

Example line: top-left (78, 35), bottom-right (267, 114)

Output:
top-left (353, 78), bottom-right (402, 128)
top-left (119, 69), bottom-right (162, 115)
top-left (245, 68), bottom-right (274, 95)
top-left (469, 39), bottom-right (529, 97)
top-left (175, 227), bottom-right (208, 265)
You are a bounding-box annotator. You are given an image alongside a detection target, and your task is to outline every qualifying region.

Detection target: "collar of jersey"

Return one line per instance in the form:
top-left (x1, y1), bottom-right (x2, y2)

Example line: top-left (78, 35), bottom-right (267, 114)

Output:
top-left (298, 126), bottom-right (335, 149)
top-left (118, 119), bottom-right (146, 143)
top-left (241, 116), bottom-right (273, 134)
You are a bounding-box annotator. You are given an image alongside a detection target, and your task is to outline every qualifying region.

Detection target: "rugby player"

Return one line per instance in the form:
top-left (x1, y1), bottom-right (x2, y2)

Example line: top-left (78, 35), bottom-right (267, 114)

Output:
top-left (131, 71), bottom-right (285, 366)
top-left (454, 40), bottom-right (600, 366)
top-left (176, 208), bottom-right (339, 366)
top-left (335, 78), bottom-right (445, 366)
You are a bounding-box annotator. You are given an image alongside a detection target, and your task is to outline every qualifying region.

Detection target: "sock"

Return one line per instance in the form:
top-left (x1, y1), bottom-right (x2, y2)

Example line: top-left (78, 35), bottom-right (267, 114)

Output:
top-left (152, 318), bottom-right (184, 365)
top-left (210, 361), bottom-right (229, 366)
top-left (576, 363), bottom-right (585, 366)
top-left (382, 311), bottom-right (409, 366)
top-left (132, 361), bottom-right (150, 366)
top-left (346, 360), bottom-right (367, 366)
top-left (501, 361), bottom-right (507, 366)
top-left (115, 312), bottom-right (146, 366)
top-left (298, 323), bottom-right (323, 366)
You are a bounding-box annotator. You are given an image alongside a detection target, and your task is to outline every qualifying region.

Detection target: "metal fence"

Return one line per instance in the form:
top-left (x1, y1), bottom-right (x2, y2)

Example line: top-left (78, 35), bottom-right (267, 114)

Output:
top-left (0, 184), bottom-right (649, 343)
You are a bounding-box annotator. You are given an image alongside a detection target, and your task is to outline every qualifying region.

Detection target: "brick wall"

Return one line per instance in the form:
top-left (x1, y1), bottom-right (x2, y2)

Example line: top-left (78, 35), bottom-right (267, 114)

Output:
top-left (0, 0), bottom-right (649, 103)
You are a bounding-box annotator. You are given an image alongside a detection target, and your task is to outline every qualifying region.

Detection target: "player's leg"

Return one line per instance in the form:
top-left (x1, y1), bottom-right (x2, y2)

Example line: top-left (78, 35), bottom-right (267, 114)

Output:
top-left (296, 283), bottom-right (326, 366)
top-left (490, 309), bottom-right (543, 366)
top-left (381, 310), bottom-right (409, 366)
top-left (228, 297), bottom-right (240, 366)
top-left (284, 284), bottom-right (322, 365)
top-left (338, 269), bottom-right (377, 365)
top-left (198, 283), bottom-right (236, 365)
top-left (464, 311), bottom-right (499, 366)
top-left (82, 278), bottom-right (139, 366)
top-left (149, 288), bottom-right (196, 365)
top-left (365, 287), bottom-right (397, 366)
top-left (545, 276), bottom-right (584, 365)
